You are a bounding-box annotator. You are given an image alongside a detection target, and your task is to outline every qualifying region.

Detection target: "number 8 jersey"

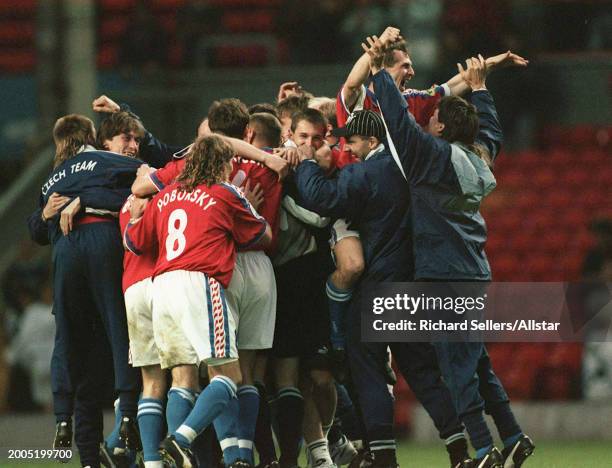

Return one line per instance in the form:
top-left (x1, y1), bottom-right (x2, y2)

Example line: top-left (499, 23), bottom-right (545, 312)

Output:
top-left (124, 181), bottom-right (268, 288)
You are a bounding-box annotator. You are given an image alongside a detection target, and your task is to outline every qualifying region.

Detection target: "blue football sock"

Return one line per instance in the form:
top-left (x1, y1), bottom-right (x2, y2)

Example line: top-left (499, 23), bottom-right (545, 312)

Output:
top-left (475, 444), bottom-right (494, 459)
top-left (105, 398), bottom-right (123, 450)
top-left (237, 385), bottom-right (260, 465)
top-left (137, 398), bottom-right (164, 462)
top-left (489, 402), bottom-right (523, 444)
top-left (503, 433), bottom-right (523, 449)
top-left (174, 376), bottom-right (237, 448)
top-left (463, 410), bottom-right (494, 455)
top-left (326, 278), bottom-right (352, 350)
top-left (214, 393), bottom-right (241, 465)
top-left (166, 387), bottom-right (197, 434)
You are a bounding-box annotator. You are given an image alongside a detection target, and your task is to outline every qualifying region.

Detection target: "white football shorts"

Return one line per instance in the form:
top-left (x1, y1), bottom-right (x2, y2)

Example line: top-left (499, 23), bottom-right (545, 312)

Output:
top-left (226, 251), bottom-right (276, 350)
top-left (152, 270), bottom-right (238, 369)
top-left (125, 277), bottom-right (159, 367)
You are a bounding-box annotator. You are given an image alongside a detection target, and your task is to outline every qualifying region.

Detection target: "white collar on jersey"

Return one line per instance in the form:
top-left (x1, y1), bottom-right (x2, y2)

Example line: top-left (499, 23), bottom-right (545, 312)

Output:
top-left (77, 144), bottom-right (97, 154)
top-left (365, 143), bottom-right (385, 161)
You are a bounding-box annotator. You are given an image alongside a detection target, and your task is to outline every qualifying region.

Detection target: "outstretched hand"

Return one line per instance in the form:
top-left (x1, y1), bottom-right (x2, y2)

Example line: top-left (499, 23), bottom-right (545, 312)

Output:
top-left (458, 55), bottom-right (488, 90)
top-left (361, 35), bottom-right (386, 74)
top-left (486, 50), bottom-right (529, 72)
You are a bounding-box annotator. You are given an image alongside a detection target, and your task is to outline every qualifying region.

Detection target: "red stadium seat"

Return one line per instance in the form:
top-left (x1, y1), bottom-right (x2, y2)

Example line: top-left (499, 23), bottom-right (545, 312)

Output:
top-left (514, 192), bottom-right (539, 211)
top-left (564, 167), bottom-right (590, 187)
top-left (151, 0), bottom-right (186, 10)
top-left (578, 148), bottom-right (607, 165)
top-left (99, 0), bottom-right (138, 12)
top-left (97, 44), bottom-right (119, 68)
top-left (0, 49), bottom-right (35, 72)
top-left (0, 21), bottom-right (35, 45)
top-left (514, 150), bottom-right (542, 170)
top-left (214, 45), bottom-right (268, 66)
top-left (546, 148), bottom-right (573, 168)
top-left (593, 165), bottom-right (612, 188)
top-left (497, 168), bottom-right (523, 189)
top-left (209, 0), bottom-right (281, 6)
top-left (99, 18), bottom-right (130, 40)
top-left (567, 125), bottom-right (598, 148)
top-left (532, 167), bottom-right (557, 189)
top-left (0, 0), bottom-right (36, 15)
top-left (543, 191), bottom-right (572, 210)
top-left (222, 10), bottom-right (275, 33)
top-left (561, 209), bottom-right (588, 228)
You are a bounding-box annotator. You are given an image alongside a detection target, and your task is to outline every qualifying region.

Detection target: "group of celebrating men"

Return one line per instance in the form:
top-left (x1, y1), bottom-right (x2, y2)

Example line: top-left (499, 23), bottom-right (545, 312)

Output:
top-left (29, 26), bottom-right (535, 468)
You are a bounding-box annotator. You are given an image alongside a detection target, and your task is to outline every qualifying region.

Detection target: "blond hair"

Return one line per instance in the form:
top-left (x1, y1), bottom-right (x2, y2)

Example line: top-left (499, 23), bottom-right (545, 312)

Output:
top-left (52, 114), bottom-right (96, 167)
top-left (176, 135), bottom-right (234, 191)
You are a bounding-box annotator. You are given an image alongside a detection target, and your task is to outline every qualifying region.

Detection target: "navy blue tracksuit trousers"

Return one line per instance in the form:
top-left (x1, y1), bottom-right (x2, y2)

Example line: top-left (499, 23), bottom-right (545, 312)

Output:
top-left (432, 343), bottom-right (511, 432)
top-left (51, 221), bottom-right (140, 430)
top-left (346, 302), bottom-right (462, 447)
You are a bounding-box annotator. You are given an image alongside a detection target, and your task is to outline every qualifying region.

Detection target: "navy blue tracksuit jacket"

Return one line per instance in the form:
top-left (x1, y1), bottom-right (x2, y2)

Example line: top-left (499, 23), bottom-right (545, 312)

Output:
top-left (373, 69), bottom-right (516, 450)
top-left (295, 146), bottom-right (463, 445)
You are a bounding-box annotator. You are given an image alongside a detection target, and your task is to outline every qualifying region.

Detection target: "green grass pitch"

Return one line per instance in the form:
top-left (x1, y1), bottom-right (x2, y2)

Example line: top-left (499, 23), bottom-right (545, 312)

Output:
top-left (1, 441), bottom-right (611, 467)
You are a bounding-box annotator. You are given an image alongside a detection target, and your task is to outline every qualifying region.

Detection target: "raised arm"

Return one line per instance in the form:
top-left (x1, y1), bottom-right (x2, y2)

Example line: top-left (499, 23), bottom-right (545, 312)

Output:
top-left (472, 91), bottom-right (503, 161)
top-left (443, 50), bottom-right (529, 96)
top-left (341, 27), bottom-right (401, 111)
top-left (365, 38), bottom-right (457, 187)
top-left (457, 56), bottom-right (503, 161)
top-left (203, 133), bottom-right (289, 180)
top-left (93, 94), bottom-right (181, 167)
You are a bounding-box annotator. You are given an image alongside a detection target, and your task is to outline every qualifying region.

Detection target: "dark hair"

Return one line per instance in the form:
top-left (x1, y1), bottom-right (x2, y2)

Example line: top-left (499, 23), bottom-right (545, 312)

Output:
top-left (276, 95), bottom-right (310, 119)
top-left (383, 38), bottom-right (408, 68)
top-left (290, 108), bottom-right (328, 133)
top-left (96, 111), bottom-right (145, 150)
top-left (53, 114), bottom-right (96, 167)
top-left (176, 135), bottom-right (234, 191)
top-left (249, 113), bottom-right (282, 148)
top-left (248, 102), bottom-right (279, 118)
top-left (438, 96), bottom-right (492, 167)
top-left (207, 98), bottom-right (250, 139)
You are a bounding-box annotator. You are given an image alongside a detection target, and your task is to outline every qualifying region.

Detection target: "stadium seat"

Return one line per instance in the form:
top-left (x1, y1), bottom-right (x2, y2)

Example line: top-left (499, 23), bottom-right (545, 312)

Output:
top-left (0, 21), bottom-right (34, 45)
top-left (0, 0), bottom-right (36, 15)
top-left (151, 0), bottom-right (185, 10)
top-left (0, 49), bottom-right (35, 72)
top-left (546, 148), bottom-right (573, 168)
top-left (97, 44), bottom-right (119, 68)
top-left (99, 0), bottom-right (139, 12)
top-left (532, 167), bottom-right (557, 188)
top-left (564, 168), bottom-right (590, 187)
top-left (497, 168), bottom-right (524, 189)
top-left (214, 45), bottom-right (268, 66)
top-left (99, 18), bottom-right (130, 40)
top-left (222, 11), bottom-right (275, 33)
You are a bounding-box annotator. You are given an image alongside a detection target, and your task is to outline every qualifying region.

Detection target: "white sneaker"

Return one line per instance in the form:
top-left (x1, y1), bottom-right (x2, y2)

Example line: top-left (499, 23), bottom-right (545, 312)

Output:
top-left (312, 458), bottom-right (337, 468)
top-left (330, 435), bottom-right (358, 466)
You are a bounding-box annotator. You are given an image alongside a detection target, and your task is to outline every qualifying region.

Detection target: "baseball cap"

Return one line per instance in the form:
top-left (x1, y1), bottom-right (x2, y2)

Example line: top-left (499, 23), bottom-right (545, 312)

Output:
top-left (332, 110), bottom-right (386, 141)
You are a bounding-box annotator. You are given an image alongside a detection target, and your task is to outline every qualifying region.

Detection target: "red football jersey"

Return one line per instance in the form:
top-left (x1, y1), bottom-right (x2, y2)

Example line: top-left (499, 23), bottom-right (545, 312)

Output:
top-left (149, 158), bottom-right (185, 191)
top-left (334, 83), bottom-right (447, 170)
top-left (124, 182), bottom-right (267, 288)
top-left (229, 156), bottom-right (282, 255)
top-left (149, 155), bottom-right (281, 255)
top-left (119, 195), bottom-right (157, 292)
